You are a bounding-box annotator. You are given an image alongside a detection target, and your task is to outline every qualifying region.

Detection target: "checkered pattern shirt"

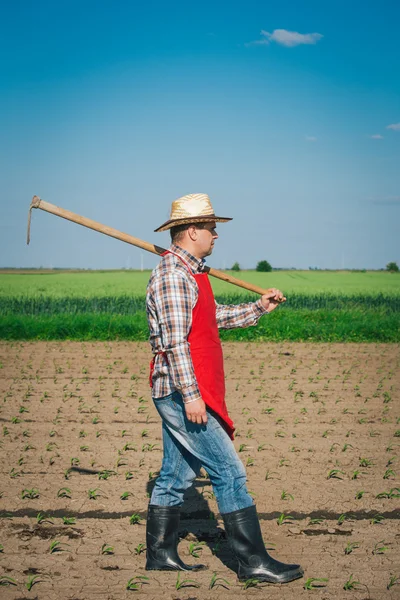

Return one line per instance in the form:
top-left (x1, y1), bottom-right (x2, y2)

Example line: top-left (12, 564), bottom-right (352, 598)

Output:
top-left (146, 244), bottom-right (268, 402)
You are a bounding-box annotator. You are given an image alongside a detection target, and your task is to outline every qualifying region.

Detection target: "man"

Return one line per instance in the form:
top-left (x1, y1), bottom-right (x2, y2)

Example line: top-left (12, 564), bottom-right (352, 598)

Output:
top-left (145, 193), bottom-right (303, 584)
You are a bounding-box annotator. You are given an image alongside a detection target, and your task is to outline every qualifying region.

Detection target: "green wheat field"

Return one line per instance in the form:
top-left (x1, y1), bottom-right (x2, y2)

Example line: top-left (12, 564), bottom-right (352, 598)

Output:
top-left (0, 270), bottom-right (399, 342)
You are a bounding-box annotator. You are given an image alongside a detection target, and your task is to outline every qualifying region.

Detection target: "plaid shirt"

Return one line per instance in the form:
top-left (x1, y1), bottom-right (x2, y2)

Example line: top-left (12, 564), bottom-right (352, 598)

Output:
top-left (146, 244), bottom-right (268, 402)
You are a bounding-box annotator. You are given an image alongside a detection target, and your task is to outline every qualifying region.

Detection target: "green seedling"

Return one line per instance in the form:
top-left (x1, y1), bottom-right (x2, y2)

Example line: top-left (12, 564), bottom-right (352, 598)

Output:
top-left (101, 543), bottom-right (114, 555)
top-left (0, 575), bottom-right (17, 586)
top-left (25, 574), bottom-right (43, 591)
top-left (19, 406), bottom-right (29, 413)
top-left (342, 444), bottom-right (353, 452)
top-left (327, 469), bottom-right (345, 479)
top-left (387, 574), bottom-right (399, 590)
top-left (209, 572), bottom-right (230, 590)
top-left (359, 457), bottom-right (373, 467)
top-left (62, 516), bottom-right (76, 525)
top-left (0, 545), bottom-right (3, 553)
top-left (281, 490), bottom-right (294, 501)
top-left (129, 513), bottom-right (142, 525)
top-left (370, 514), bottom-right (385, 524)
top-left (134, 543), bottom-right (146, 555)
top-left (10, 468), bottom-right (22, 478)
top-left (343, 574), bottom-right (361, 590)
top-left (308, 518), bottom-right (325, 525)
top-left (126, 575), bottom-right (149, 590)
top-left (277, 513), bottom-right (294, 526)
top-left (238, 444), bottom-right (249, 452)
top-left (303, 577), bottom-right (328, 590)
top-left (376, 487), bottom-right (400, 499)
top-left (120, 491), bottom-right (133, 500)
top-left (246, 457), bottom-right (254, 466)
top-left (57, 487), bottom-right (71, 498)
top-left (36, 512), bottom-right (54, 525)
top-left (49, 540), bottom-right (70, 553)
top-left (355, 490), bottom-right (365, 500)
top-left (344, 541), bottom-right (360, 555)
top-left (175, 571), bottom-right (199, 590)
top-left (242, 578), bottom-right (261, 589)
top-left (70, 457), bottom-right (80, 467)
top-left (125, 471), bottom-right (134, 480)
top-left (79, 445), bottom-right (89, 451)
top-left (337, 513), bottom-right (353, 525)
top-left (88, 488), bottom-right (105, 500)
top-left (373, 540), bottom-right (389, 554)
top-left (21, 488), bottom-right (39, 499)
top-left (188, 541), bottom-right (205, 558)
top-left (122, 442), bottom-right (136, 451)
top-left (98, 470), bottom-right (117, 480)
top-left (383, 468), bottom-right (396, 479)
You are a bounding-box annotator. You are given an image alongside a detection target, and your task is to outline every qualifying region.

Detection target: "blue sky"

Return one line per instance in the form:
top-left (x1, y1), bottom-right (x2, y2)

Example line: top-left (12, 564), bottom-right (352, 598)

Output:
top-left (1, 0), bottom-right (399, 270)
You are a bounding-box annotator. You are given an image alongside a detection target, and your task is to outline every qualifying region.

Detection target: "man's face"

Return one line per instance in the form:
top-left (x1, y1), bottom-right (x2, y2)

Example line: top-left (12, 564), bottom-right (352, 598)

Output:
top-left (195, 221), bottom-right (218, 258)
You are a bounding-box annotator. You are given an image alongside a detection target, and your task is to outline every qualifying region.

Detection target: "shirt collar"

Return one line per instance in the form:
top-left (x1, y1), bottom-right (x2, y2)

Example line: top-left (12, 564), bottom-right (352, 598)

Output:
top-left (170, 244), bottom-right (206, 273)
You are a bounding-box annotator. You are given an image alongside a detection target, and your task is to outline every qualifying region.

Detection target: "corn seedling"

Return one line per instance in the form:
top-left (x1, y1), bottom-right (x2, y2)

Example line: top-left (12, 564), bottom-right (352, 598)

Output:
top-left (0, 545), bottom-right (3, 552)
top-left (175, 571), bottom-right (199, 590)
top-left (242, 578), bottom-right (261, 589)
top-left (344, 541), bottom-right (360, 555)
top-left (370, 514), bottom-right (385, 524)
top-left (120, 491), bottom-right (133, 500)
top-left (188, 541), bottom-right (205, 558)
top-left (281, 490), bottom-right (294, 501)
top-left (98, 469), bottom-right (116, 480)
top-left (376, 487), bottom-right (400, 499)
top-left (209, 572), bottom-right (230, 590)
top-left (25, 574), bottom-right (43, 591)
top-left (62, 516), bottom-right (76, 525)
top-left (303, 577), bottom-right (328, 590)
top-left (129, 513), bottom-right (142, 525)
top-left (343, 574), bottom-right (361, 590)
top-left (246, 457), bottom-right (254, 466)
top-left (327, 469), bottom-right (345, 480)
top-left (308, 518), bottom-right (325, 525)
top-left (0, 575), bottom-right (17, 586)
top-left (21, 488), bottom-right (39, 499)
top-left (277, 513), bottom-right (294, 526)
top-left (238, 444), bottom-right (249, 452)
top-left (387, 574), bottom-right (399, 590)
top-left (383, 468), bottom-right (396, 479)
top-left (49, 540), bottom-right (70, 553)
top-left (373, 540), bottom-right (389, 554)
top-left (134, 543), bottom-right (146, 555)
top-left (101, 543), bottom-right (114, 555)
top-left (57, 487), bottom-right (71, 498)
top-left (337, 513), bottom-right (353, 525)
top-left (36, 512), bottom-right (54, 524)
top-left (355, 490), bottom-right (365, 500)
top-left (126, 575), bottom-right (149, 590)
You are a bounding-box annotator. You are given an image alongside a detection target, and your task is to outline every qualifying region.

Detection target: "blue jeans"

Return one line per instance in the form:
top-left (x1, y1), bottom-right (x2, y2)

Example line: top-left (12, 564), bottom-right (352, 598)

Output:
top-left (150, 391), bottom-right (254, 515)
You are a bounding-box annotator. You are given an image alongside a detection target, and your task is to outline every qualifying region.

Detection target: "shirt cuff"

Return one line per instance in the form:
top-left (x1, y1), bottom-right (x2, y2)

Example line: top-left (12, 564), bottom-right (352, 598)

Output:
top-left (253, 298), bottom-right (269, 316)
top-left (180, 382), bottom-right (202, 404)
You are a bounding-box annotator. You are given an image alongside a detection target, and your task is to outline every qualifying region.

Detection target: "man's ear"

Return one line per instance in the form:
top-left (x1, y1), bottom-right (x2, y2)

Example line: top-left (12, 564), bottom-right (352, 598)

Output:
top-left (187, 225), bottom-right (197, 241)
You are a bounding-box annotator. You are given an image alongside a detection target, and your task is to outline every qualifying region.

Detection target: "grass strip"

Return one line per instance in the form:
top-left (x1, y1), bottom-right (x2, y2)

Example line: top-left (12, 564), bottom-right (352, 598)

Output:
top-left (0, 310), bottom-right (398, 342)
top-left (1, 293), bottom-right (399, 314)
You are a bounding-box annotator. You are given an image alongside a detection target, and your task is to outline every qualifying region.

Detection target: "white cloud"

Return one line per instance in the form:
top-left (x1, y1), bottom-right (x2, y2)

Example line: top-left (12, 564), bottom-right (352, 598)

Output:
top-left (370, 134), bottom-right (383, 139)
top-left (387, 123), bottom-right (400, 131)
top-left (305, 136), bottom-right (317, 142)
top-left (250, 29), bottom-right (323, 47)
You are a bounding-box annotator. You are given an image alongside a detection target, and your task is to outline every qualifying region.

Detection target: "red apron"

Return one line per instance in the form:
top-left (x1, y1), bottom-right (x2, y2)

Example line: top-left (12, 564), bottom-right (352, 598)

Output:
top-left (149, 251), bottom-right (235, 439)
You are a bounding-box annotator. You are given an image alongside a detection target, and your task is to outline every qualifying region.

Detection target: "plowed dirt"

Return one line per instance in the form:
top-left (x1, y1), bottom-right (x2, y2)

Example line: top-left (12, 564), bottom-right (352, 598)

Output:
top-left (0, 341), bottom-right (399, 599)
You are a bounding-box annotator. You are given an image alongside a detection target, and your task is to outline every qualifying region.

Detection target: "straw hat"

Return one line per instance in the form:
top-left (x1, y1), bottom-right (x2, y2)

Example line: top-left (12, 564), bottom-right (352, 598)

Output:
top-left (154, 193), bottom-right (232, 232)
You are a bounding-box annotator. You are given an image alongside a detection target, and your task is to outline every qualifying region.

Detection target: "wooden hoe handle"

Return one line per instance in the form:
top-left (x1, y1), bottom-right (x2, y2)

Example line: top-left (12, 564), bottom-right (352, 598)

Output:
top-left (27, 195), bottom-right (279, 298)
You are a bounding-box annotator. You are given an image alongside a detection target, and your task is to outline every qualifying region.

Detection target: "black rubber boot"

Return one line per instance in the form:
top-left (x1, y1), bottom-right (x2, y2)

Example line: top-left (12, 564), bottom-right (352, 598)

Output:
top-left (145, 505), bottom-right (206, 571)
top-left (222, 505), bottom-right (303, 584)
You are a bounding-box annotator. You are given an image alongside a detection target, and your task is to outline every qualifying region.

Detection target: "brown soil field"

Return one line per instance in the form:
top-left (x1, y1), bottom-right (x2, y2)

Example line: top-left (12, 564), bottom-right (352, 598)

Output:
top-left (0, 341), bottom-right (399, 600)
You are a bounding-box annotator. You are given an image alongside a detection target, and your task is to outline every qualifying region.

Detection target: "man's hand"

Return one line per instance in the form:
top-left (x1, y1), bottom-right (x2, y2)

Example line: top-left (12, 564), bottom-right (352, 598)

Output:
top-left (261, 288), bottom-right (286, 313)
top-left (184, 398), bottom-right (208, 425)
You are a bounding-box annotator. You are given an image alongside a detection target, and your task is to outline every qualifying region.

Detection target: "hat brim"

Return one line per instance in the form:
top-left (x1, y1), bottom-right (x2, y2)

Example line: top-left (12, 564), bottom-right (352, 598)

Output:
top-left (154, 215), bottom-right (232, 233)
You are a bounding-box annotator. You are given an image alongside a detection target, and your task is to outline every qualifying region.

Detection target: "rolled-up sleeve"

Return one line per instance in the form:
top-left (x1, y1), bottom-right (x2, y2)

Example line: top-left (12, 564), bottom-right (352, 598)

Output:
top-left (216, 298), bottom-right (268, 330)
